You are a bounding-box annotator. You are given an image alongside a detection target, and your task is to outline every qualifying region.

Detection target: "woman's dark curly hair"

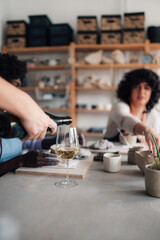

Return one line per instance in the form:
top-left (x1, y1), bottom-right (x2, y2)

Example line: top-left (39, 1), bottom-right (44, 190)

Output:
top-left (0, 53), bottom-right (26, 83)
top-left (117, 68), bottom-right (160, 112)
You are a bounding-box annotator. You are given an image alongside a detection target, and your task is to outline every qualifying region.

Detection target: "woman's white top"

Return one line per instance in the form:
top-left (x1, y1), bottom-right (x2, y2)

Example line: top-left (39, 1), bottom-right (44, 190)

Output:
top-left (104, 101), bottom-right (160, 139)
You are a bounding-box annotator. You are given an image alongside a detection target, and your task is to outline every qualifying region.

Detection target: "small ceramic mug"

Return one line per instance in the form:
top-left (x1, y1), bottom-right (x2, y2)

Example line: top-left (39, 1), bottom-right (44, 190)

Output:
top-left (103, 153), bottom-right (121, 173)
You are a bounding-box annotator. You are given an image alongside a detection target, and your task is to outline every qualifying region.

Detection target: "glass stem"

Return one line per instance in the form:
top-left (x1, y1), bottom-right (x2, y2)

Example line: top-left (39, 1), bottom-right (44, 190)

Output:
top-left (66, 159), bottom-right (69, 182)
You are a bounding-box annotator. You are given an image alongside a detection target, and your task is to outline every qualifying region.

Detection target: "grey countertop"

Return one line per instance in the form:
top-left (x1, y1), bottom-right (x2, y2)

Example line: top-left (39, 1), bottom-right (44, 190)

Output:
top-left (0, 159), bottom-right (160, 240)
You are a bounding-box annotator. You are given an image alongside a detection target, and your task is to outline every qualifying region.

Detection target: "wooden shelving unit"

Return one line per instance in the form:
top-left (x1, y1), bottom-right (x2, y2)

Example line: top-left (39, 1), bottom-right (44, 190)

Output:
top-left (3, 40), bottom-right (160, 138)
top-left (27, 65), bottom-right (66, 71)
top-left (20, 86), bottom-right (67, 91)
top-left (42, 107), bottom-right (69, 112)
top-left (2, 45), bottom-right (69, 54)
top-left (75, 86), bottom-right (117, 91)
top-left (76, 109), bottom-right (110, 113)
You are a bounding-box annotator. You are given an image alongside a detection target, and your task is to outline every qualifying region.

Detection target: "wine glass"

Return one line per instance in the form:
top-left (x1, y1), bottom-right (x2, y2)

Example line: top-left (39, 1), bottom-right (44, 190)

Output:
top-left (55, 125), bottom-right (79, 188)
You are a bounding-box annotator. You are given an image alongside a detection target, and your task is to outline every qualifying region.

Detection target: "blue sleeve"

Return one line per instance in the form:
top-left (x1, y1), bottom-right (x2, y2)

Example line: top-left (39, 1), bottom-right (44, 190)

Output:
top-left (0, 138), bottom-right (22, 163)
top-left (22, 139), bottom-right (43, 151)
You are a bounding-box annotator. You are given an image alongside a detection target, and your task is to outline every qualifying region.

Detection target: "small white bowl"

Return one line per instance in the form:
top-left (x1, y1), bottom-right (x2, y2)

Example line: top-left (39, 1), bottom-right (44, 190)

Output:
top-left (103, 153), bottom-right (121, 173)
top-left (119, 135), bottom-right (137, 145)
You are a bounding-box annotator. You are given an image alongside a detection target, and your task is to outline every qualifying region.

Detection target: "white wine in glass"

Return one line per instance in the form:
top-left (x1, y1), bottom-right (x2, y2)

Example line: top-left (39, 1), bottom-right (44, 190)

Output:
top-left (55, 125), bottom-right (79, 188)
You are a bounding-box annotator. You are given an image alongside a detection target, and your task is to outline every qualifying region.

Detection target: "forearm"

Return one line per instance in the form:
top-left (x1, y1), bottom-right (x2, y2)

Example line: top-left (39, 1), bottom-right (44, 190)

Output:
top-left (134, 122), bottom-right (160, 156)
top-left (133, 122), bottom-right (150, 136)
top-left (0, 77), bottom-right (57, 140)
top-left (0, 156), bottom-right (21, 177)
top-left (0, 77), bottom-right (37, 118)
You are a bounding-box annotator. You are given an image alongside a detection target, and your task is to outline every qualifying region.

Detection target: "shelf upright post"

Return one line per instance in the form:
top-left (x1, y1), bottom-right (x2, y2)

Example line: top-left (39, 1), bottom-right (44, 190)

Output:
top-left (69, 42), bottom-right (77, 127)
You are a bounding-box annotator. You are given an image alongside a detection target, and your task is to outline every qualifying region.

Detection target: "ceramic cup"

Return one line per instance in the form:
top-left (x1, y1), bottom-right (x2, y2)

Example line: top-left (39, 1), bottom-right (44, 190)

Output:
top-left (119, 135), bottom-right (137, 145)
top-left (128, 146), bottom-right (144, 165)
top-left (103, 153), bottom-right (121, 173)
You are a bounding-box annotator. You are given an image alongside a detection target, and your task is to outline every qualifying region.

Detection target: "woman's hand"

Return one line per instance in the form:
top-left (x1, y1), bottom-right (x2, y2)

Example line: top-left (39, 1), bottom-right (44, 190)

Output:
top-left (144, 127), bottom-right (160, 157)
top-left (134, 122), bottom-right (160, 157)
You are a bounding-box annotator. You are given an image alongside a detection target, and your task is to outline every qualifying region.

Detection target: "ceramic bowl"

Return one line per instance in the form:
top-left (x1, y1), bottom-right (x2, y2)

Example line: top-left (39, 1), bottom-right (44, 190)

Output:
top-left (103, 153), bottom-right (121, 173)
top-left (119, 135), bottom-right (137, 145)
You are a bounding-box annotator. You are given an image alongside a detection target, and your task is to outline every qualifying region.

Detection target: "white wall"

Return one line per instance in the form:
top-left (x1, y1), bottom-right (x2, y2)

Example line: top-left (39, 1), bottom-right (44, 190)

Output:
top-left (1, 0), bottom-right (160, 48)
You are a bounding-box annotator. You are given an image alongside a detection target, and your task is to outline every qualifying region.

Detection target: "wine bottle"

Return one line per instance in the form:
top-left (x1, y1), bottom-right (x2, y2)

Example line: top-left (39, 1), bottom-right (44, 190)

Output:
top-left (0, 112), bottom-right (72, 139)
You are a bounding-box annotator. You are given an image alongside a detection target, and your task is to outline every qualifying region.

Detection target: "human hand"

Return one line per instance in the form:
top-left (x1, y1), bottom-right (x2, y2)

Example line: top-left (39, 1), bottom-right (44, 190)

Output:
top-left (21, 110), bottom-right (57, 141)
top-left (144, 127), bottom-right (160, 157)
top-left (20, 151), bottom-right (59, 167)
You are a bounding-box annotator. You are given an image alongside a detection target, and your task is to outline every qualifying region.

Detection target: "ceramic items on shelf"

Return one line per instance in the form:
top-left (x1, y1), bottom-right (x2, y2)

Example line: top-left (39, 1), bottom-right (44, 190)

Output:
top-left (111, 50), bottom-right (125, 64)
top-left (84, 50), bottom-right (103, 64)
top-left (83, 75), bottom-right (112, 87)
top-left (129, 55), bottom-right (139, 63)
top-left (152, 51), bottom-right (160, 64)
top-left (101, 55), bottom-right (113, 64)
top-left (142, 54), bottom-right (153, 64)
top-left (103, 153), bottom-right (121, 173)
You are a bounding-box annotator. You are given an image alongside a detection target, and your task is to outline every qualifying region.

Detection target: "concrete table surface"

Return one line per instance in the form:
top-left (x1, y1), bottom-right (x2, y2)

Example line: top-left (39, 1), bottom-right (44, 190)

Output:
top-left (0, 159), bottom-right (160, 240)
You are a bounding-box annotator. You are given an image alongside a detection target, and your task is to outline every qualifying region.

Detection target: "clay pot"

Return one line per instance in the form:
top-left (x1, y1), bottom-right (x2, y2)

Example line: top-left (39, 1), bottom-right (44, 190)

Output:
top-left (135, 150), bottom-right (155, 175)
top-left (119, 135), bottom-right (137, 145)
top-left (128, 146), bottom-right (144, 165)
top-left (145, 164), bottom-right (160, 198)
top-left (103, 153), bottom-right (121, 173)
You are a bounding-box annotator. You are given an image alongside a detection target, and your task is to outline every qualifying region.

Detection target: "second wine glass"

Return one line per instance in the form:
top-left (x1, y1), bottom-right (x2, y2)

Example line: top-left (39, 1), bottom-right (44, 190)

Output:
top-left (55, 125), bottom-right (79, 188)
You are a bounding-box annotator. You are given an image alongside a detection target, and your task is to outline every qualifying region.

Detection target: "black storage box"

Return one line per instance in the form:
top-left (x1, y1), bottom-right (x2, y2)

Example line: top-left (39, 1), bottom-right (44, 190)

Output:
top-left (101, 15), bottom-right (121, 31)
top-left (49, 35), bottom-right (72, 46)
top-left (27, 36), bottom-right (47, 47)
top-left (49, 24), bottom-right (73, 46)
top-left (29, 15), bottom-right (52, 27)
top-left (6, 20), bottom-right (27, 35)
top-left (77, 31), bottom-right (98, 44)
top-left (147, 26), bottom-right (160, 43)
top-left (27, 25), bottom-right (48, 37)
top-left (100, 30), bottom-right (122, 44)
top-left (27, 25), bottom-right (48, 47)
top-left (49, 23), bottom-right (73, 36)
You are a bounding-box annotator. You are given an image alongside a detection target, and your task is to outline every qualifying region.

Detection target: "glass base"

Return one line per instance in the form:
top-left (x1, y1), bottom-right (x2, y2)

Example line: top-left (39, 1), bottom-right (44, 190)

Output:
top-left (55, 179), bottom-right (78, 188)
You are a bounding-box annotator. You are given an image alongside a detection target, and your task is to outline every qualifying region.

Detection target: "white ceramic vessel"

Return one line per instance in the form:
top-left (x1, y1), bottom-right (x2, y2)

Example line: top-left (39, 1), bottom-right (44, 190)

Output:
top-left (103, 153), bottom-right (121, 173)
top-left (145, 164), bottom-right (160, 198)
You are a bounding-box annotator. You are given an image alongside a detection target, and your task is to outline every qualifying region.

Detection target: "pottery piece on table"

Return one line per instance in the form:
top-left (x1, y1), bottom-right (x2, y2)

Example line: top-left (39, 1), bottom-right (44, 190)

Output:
top-left (119, 135), bottom-right (137, 145)
top-left (103, 153), bottom-right (121, 173)
top-left (135, 150), bottom-right (155, 175)
top-left (145, 164), bottom-right (160, 198)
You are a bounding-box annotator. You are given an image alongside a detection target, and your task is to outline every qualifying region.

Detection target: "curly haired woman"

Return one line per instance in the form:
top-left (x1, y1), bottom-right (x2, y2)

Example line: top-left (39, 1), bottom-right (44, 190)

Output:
top-left (104, 68), bottom-right (160, 156)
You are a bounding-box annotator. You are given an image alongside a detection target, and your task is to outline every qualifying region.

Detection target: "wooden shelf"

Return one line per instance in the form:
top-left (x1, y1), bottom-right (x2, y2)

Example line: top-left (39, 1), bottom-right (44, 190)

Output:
top-left (75, 63), bottom-right (145, 69)
top-left (150, 43), bottom-right (160, 51)
top-left (42, 107), bottom-right (69, 112)
top-left (75, 43), bottom-right (145, 52)
top-left (27, 65), bottom-right (66, 71)
top-left (76, 86), bottom-right (117, 91)
top-left (76, 108), bottom-right (110, 113)
top-left (3, 45), bottom-right (69, 54)
top-left (20, 86), bottom-right (66, 91)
